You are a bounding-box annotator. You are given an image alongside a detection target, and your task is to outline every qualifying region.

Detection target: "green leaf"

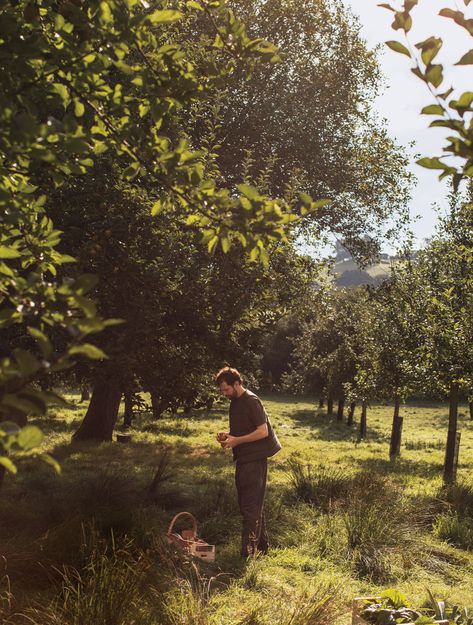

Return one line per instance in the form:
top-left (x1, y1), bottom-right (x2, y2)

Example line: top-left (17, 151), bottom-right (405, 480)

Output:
top-left (220, 236), bottom-right (230, 253)
top-left (380, 588), bottom-right (410, 609)
top-left (69, 344), bottom-right (107, 359)
top-left (151, 199), bottom-right (162, 216)
top-left (147, 9), bottom-right (182, 24)
top-left (40, 454), bottom-right (61, 474)
top-left (385, 40), bottom-right (411, 57)
top-left (52, 83), bottom-right (70, 107)
top-left (392, 11), bottom-right (412, 32)
top-left (237, 184), bottom-right (260, 200)
top-left (456, 49), bottom-right (473, 65)
top-left (73, 274), bottom-right (99, 294)
top-left (74, 99), bottom-right (85, 117)
top-left (425, 64), bottom-right (443, 88)
top-left (415, 36), bottom-right (442, 65)
top-left (416, 157), bottom-right (449, 170)
top-left (0, 246), bottom-right (21, 259)
top-left (187, 0), bottom-right (203, 9)
top-left (14, 349), bottom-right (40, 376)
top-left (421, 104), bottom-right (444, 115)
top-left (0, 456), bottom-right (17, 474)
top-left (207, 236), bottom-right (219, 254)
top-left (0, 422), bottom-right (20, 436)
top-left (17, 425), bottom-right (44, 451)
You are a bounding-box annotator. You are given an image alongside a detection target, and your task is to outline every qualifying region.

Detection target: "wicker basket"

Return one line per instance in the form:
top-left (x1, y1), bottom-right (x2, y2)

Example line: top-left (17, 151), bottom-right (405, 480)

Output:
top-left (166, 512), bottom-right (215, 561)
top-left (352, 597), bottom-right (448, 625)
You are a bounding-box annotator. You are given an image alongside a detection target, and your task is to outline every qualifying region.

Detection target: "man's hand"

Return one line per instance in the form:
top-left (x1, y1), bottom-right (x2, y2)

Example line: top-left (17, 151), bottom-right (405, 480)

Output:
top-left (216, 432), bottom-right (229, 447)
top-left (222, 424), bottom-right (268, 449)
top-left (222, 435), bottom-right (239, 449)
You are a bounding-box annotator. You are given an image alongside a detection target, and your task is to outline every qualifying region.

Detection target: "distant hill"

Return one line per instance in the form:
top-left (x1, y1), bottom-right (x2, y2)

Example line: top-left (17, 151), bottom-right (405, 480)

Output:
top-left (331, 258), bottom-right (393, 287)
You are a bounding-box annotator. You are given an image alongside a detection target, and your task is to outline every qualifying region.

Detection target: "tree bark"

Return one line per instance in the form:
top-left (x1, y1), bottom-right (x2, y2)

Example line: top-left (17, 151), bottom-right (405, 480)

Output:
top-left (73, 381), bottom-right (122, 442)
top-left (444, 382), bottom-right (460, 483)
top-left (347, 401), bottom-right (356, 426)
top-left (336, 396), bottom-right (345, 421)
top-left (318, 397), bottom-right (325, 409)
top-left (327, 397), bottom-right (333, 417)
top-left (80, 386), bottom-right (90, 403)
top-left (358, 399), bottom-right (367, 440)
top-left (469, 401), bottom-right (473, 421)
top-left (389, 395), bottom-right (403, 459)
top-left (123, 390), bottom-right (133, 428)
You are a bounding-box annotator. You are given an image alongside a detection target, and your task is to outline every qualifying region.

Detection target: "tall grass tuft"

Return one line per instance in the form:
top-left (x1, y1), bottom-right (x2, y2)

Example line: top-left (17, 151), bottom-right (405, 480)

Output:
top-left (0, 568), bottom-right (12, 623)
top-left (437, 480), bottom-right (473, 518)
top-left (433, 511), bottom-right (473, 551)
top-left (287, 460), bottom-right (349, 511)
top-left (343, 480), bottom-right (420, 583)
top-left (279, 581), bottom-right (344, 625)
top-left (20, 533), bottom-right (150, 625)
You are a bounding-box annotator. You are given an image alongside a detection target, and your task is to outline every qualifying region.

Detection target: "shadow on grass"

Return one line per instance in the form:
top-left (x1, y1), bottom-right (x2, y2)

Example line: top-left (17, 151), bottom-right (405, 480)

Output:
top-left (355, 455), bottom-right (444, 480)
top-left (29, 413), bottom-right (84, 434)
top-left (289, 409), bottom-right (386, 443)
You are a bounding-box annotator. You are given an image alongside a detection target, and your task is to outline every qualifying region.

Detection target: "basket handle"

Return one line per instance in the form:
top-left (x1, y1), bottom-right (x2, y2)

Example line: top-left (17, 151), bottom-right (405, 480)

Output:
top-left (167, 511), bottom-right (198, 537)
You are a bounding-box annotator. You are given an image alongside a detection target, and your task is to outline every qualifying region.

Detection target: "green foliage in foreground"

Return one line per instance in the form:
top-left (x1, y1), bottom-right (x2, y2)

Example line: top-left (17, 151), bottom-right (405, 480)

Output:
top-left (1, 395), bottom-right (473, 624)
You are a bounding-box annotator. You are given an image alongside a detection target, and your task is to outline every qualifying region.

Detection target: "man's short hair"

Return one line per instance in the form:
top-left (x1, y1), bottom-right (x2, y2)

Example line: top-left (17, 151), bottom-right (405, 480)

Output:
top-left (215, 366), bottom-right (242, 386)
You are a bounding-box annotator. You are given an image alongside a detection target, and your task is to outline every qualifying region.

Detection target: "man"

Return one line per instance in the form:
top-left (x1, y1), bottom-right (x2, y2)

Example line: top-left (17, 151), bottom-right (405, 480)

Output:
top-left (215, 366), bottom-right (281, 557)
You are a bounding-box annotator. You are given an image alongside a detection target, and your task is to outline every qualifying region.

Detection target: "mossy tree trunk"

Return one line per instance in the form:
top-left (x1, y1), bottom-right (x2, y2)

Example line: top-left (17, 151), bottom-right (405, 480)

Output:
top-left (347, 401), bottom-right (356, 426)
top-left (444, 382), bottom-right (460, 483)
top-left (336, 396), bottom-right (345, 421)
top-left (73, 381), bottom-right (122, 442)
top-left (389, 395), bottom-right (403, 459)
top-left (358, 399), bottom-right (367, 440)
top-left (123, 390), bottom-right (133, 428)
top-left (151, 391), bottom-right (166, 419)
top-left (327, 397), bottom-right (333, 417)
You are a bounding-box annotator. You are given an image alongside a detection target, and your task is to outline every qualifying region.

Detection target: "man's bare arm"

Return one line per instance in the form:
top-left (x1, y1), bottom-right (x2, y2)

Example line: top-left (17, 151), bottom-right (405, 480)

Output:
top-left (222, 423), bottom-right (268, 449)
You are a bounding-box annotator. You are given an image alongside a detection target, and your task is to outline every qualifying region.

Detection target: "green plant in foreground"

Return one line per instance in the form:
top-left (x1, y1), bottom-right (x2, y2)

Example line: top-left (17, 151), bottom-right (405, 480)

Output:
top-left (18, 533), bottom-right (150, 625)
top-left (0, 421), bottom-right (60, 476)
top-left (425, 588), bottom-right (473, 625)
top-left (361, 589), bottom-right (434, 625)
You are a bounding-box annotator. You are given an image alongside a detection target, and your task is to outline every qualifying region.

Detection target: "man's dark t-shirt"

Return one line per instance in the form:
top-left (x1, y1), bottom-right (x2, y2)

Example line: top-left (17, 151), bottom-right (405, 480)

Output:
top-left (229, 390), bottom-right (281, 463)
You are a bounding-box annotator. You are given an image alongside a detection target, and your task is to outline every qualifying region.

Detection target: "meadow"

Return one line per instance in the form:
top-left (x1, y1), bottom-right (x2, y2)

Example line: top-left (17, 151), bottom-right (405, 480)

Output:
top-left (1, 394), bottom-right (473, 625)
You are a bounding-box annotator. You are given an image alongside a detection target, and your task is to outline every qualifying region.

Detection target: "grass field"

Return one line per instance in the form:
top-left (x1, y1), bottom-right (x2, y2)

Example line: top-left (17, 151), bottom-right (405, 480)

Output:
top-left (2, 394), bottom-right (473, 624)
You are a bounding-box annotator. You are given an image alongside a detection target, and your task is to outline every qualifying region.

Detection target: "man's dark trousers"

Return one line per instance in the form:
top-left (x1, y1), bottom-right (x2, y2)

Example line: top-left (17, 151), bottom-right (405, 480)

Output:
top-left (235, 458), bottom-right (268, 557)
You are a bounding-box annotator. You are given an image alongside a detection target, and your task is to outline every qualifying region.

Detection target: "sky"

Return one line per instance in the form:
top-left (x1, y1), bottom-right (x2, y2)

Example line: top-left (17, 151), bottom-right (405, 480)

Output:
top-left (342, 0), bottom-right (472, 249)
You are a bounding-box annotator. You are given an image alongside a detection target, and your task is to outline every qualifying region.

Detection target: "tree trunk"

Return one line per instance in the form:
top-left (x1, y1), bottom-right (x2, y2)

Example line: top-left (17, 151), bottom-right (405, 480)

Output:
top-left (151, 391), bottom-right (164, 420)
top-left (73, 381), bottom-right (122, 442)
top-left (358, 399), bottom-right (367, 440)
top-left (318, 397), bottom-right (325, 409)
top-left (469, 401), bottom-right (473, 421)
top-left (0, 466), bottom-right (5, 490)
top-left (80, 386), bottom-right (90, 403)
top-left (347, 401), bottom-right (356, 426)
top-left (336, 396), bottom-right (345, 421)
top-left (123, 390), bottom-right (133, 428)
top-left (327, 397), bottom-right (333, 417)
top-left (444, 382), bottom-right (460, 483)
top-left (389, 395), bottom-right (403, 459)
